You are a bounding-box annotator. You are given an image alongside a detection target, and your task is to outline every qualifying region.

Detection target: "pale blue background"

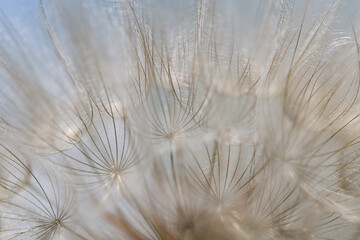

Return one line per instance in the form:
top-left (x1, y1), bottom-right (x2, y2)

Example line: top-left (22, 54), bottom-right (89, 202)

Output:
top-left (1, 0), bottom-right (360, 43)
top-left (1, 0), bottom-right (360, 30)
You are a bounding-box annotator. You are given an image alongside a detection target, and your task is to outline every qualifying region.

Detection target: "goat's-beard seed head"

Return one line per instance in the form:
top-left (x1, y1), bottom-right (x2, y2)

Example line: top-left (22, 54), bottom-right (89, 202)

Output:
top-left (0, 144), bottom-right (93, 239)
top-left (1, 0), bottom-right (360, 239)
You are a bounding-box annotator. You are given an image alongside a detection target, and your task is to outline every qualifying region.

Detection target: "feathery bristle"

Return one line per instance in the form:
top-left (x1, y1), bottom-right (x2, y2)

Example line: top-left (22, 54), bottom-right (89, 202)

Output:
top-left (1, 0), bottom-right (360, 239)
